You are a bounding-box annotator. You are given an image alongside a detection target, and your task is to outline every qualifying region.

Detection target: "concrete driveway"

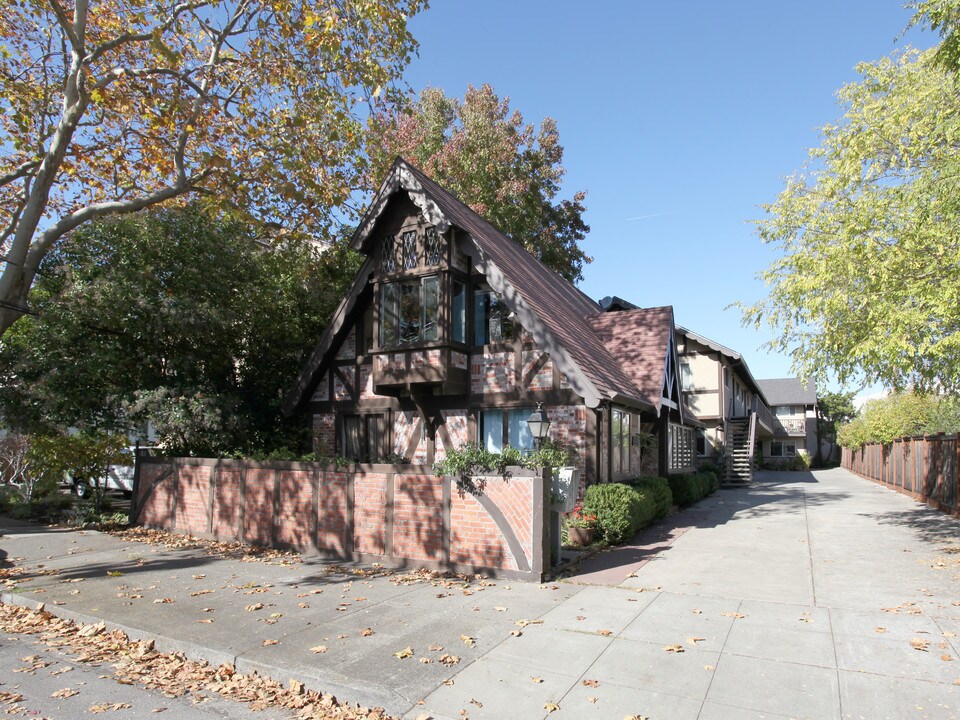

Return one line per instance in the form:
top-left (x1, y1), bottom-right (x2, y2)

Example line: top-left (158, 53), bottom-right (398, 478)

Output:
top-left (416, 468), bottom-right (960, 719)
top-left (2, 468), bottom-right (959, 720)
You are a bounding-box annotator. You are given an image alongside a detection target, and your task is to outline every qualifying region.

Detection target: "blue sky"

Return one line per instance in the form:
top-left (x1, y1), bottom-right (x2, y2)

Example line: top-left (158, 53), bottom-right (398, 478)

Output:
top-left (403, 2), bottom-right (935, 397)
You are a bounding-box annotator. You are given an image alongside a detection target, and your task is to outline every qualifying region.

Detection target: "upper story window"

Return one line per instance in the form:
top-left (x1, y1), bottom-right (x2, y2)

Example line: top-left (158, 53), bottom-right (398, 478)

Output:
top-left (775, 404), bottom-right (798, 416)
top-left (474, 287), bottom-right (513, 345)
top-left (381, 235), bottom-right (397, 273)
top-left (425, 227), bottom-right (442, 266)
top-left (380, 227), bottom-right (445, 275)
top-left (401, 230), bottom-right (418, 269)
top-left (452, 280), bottom-right (466, 344)
top-left (380, 276), bottom-right (439, 348)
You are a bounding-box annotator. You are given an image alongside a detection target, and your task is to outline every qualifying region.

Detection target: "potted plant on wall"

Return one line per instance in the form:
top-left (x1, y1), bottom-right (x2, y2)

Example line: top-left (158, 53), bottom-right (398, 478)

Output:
top-left (564, 505), bottom-right (597, 546)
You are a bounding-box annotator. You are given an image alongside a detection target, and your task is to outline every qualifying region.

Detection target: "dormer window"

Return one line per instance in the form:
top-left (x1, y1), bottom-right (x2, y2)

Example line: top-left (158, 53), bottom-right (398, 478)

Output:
top-left (380, 276), bottom-right (439, 348)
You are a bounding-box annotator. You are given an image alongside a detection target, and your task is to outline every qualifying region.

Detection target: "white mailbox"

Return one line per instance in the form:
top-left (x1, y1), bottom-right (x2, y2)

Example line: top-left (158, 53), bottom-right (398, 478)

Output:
top-left (550, 466), bottom-right (581, 513)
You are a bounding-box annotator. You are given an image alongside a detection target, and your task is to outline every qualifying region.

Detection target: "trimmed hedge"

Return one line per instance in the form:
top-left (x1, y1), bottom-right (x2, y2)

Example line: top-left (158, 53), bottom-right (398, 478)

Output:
top-left (628, 476), bottom-right (673, 520)
top-left (666, 470), bottom-right (717, 508)
top-left (581, 483), bottom-right (647, 544)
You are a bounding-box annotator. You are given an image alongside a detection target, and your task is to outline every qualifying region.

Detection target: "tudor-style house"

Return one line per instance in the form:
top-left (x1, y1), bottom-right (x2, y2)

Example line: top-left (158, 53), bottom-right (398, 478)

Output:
top-left (283, 159), bottom-right (699, 487)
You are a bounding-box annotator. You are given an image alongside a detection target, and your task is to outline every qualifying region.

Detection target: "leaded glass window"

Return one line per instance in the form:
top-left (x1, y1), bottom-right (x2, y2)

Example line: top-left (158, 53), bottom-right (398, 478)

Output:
top-left (380, 276), bottom-right (439, 348)
top-left (424, 227), bottom-right (442, 266)
top-left (401, 230), bottom-right (418, 270)
top-left (381, 235), bottom-right (397, 273)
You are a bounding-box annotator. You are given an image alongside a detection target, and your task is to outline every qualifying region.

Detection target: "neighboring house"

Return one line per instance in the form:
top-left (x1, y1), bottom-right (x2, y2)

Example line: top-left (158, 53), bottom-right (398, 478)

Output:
top-left (283, 159), bottom-right (699, 489)
top-left (755, 378), bottom-right (818, 463)
top-left (675, 326), bottom-right (774, 484)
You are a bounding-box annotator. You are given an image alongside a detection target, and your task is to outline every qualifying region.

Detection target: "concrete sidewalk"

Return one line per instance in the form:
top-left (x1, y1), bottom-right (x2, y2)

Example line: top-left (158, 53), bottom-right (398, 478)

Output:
top-left (2, 468), bottom-right (959, 719)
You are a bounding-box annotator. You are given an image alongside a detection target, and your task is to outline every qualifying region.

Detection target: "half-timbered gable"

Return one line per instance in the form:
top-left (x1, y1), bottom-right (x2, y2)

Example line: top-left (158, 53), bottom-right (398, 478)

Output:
top-left (285, 159), bottom-right (699, 483)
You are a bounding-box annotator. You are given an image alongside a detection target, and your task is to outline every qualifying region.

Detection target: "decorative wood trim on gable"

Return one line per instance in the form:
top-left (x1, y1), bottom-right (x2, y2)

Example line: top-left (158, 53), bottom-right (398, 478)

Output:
top-left (352, 161), bottom-right (451, 254)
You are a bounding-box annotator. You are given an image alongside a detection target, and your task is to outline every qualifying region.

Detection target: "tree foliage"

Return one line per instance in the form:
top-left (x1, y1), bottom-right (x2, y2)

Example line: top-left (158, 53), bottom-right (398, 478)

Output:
top-left (815, 390), bottom-right (856, 463)
top-left (0, 205), bottom-right (360, 454)
top-left (367, 84), bottom-right (591, 283)
top-left (0, 0), bottom-right (426, 335)
top-left (742, 45), bottom-right (960, 392)
top-left (836, 391), bottom-right (960, 447)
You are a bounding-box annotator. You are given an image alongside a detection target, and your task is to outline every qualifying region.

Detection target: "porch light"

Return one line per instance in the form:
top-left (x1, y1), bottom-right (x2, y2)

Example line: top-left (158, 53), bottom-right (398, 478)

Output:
top-left (527, 403), bottom-right (551, 449)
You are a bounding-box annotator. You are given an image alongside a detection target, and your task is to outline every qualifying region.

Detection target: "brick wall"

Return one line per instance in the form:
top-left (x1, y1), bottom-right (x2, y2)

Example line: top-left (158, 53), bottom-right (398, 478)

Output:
top-left (312, 413), bottom-right (336, 456)
top-left (471, 350), bottom-right (514, 394)
top-left (134, 458), bottom-right (548, 581)
top-left (392, 474), bottom-right (443, 561)
top-left (548, 405), bottom-right (588, 481)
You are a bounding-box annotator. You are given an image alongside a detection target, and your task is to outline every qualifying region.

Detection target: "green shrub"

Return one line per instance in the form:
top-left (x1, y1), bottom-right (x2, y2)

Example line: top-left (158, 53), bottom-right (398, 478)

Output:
top-left (629, 476), bottom-right (672, 519)
top-left (667, 474), bottom-right (695, 507)
top-left (667, 471), bottom-right (717, 508)
top-left (582, 483), bottom-right (646, 544)
top-left (9, 493), bottom-right (74, 524)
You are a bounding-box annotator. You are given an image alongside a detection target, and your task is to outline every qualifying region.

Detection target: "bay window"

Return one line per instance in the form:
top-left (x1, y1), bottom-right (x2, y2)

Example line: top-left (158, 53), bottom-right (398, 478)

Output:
top-left (380, 276), bottom-right (439, 348)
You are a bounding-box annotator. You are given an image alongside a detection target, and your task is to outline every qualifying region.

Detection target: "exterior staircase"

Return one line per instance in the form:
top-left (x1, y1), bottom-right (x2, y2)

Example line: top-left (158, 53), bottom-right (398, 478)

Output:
top-left (722, 412), bottom-right (756, 487)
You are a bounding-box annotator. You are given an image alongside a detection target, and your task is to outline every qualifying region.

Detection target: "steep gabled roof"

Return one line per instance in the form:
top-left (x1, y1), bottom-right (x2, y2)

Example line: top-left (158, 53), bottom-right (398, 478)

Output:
top-left (756, 378), bottom-right (817, 407)
top-left (285, 159), bottom-right (685, 416)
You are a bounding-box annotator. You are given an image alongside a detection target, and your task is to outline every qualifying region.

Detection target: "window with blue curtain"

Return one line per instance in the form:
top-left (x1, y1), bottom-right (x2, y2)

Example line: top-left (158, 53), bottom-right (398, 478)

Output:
top-left (481, 410), bottom-right (503, 452)
top-left (508, 409), bottom-right (534, 451)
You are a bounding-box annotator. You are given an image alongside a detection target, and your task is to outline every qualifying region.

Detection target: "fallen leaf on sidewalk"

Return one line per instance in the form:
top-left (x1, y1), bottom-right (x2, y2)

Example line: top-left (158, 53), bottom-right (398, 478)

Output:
top-left (262, 639), bottom-right (279, 646)
top-left (439, 654), bottom-right (460, 666)
top-left (911, 639), bottom-right (930, 652)
top-left (51, 688), bottom-right (79, 698)
top-left (360, 628), bottom-right (374, 637)
top-left (428, 644), bottom-right (443, 651)
top-left (152, 598), bottom-right (174, 604)
top-left (942, 655), bottom-right (954, 662)
top-left (597, 629), bottom-right (613, 637)
top-left (107, 571), bottom-right (123, 577)
top-left (510, 630), bottom-right (522, 637)
top-left (90, 702), bottom-right (131, 713)
top-left (245, 603), bottom-right (264, 612)
top-left (460, 635), bottom-right (475, 647)
top-left (543, 702), bottom-right (560, 712)
top-left (582, 679), bottom-right (599, 687)
top-left (531, 676), bottom-right (543, 683)
top-left (587, 696), bottom-right (598, 703)
top-left (310, 646), bottom-right (327, 654)
top-left (515, 619), bottom-right (543, 627)
top-left (394, 646), bottom-right (414, 659)
top-left (875, 627), bottom-right (887, 634)
top-left (686, 637), bottom-right (706, 645)
top-left (663, 644), bottom-right (685, 653)
top-left (720, 612), bottom-right (745, 619)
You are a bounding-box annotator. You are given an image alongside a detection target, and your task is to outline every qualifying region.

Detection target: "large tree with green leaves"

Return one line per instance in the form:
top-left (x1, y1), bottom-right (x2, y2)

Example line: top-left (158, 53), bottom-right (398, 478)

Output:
top-left (0, 205), bottom-right (360, 454)
top-left (743, 13), bottom-right (960, 392)
top-left (0, 0), bottom-right (425, 336)
top-left (367, 84), bottom-right (591, 283)
top-left (815, 390), bottom-right (856, 464)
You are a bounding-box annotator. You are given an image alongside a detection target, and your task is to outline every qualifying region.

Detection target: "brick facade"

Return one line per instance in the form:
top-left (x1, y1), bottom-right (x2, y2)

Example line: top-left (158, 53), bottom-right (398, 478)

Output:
top-left (135, 458), bottom-right (549, 581)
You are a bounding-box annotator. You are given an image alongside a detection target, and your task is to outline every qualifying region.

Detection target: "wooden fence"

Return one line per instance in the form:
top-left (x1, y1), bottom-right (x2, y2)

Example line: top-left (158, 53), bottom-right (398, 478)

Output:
top-left (131, 457), bottom-right (551, 582)
top-left (842, 434), bottom-right (959, 516)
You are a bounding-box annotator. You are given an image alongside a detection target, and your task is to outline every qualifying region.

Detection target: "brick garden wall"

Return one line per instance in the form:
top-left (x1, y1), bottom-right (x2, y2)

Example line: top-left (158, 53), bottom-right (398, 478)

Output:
top-left (842, 435), bottom-right (959, 517)
top-left (134, 458), bottom-right (549, 581)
